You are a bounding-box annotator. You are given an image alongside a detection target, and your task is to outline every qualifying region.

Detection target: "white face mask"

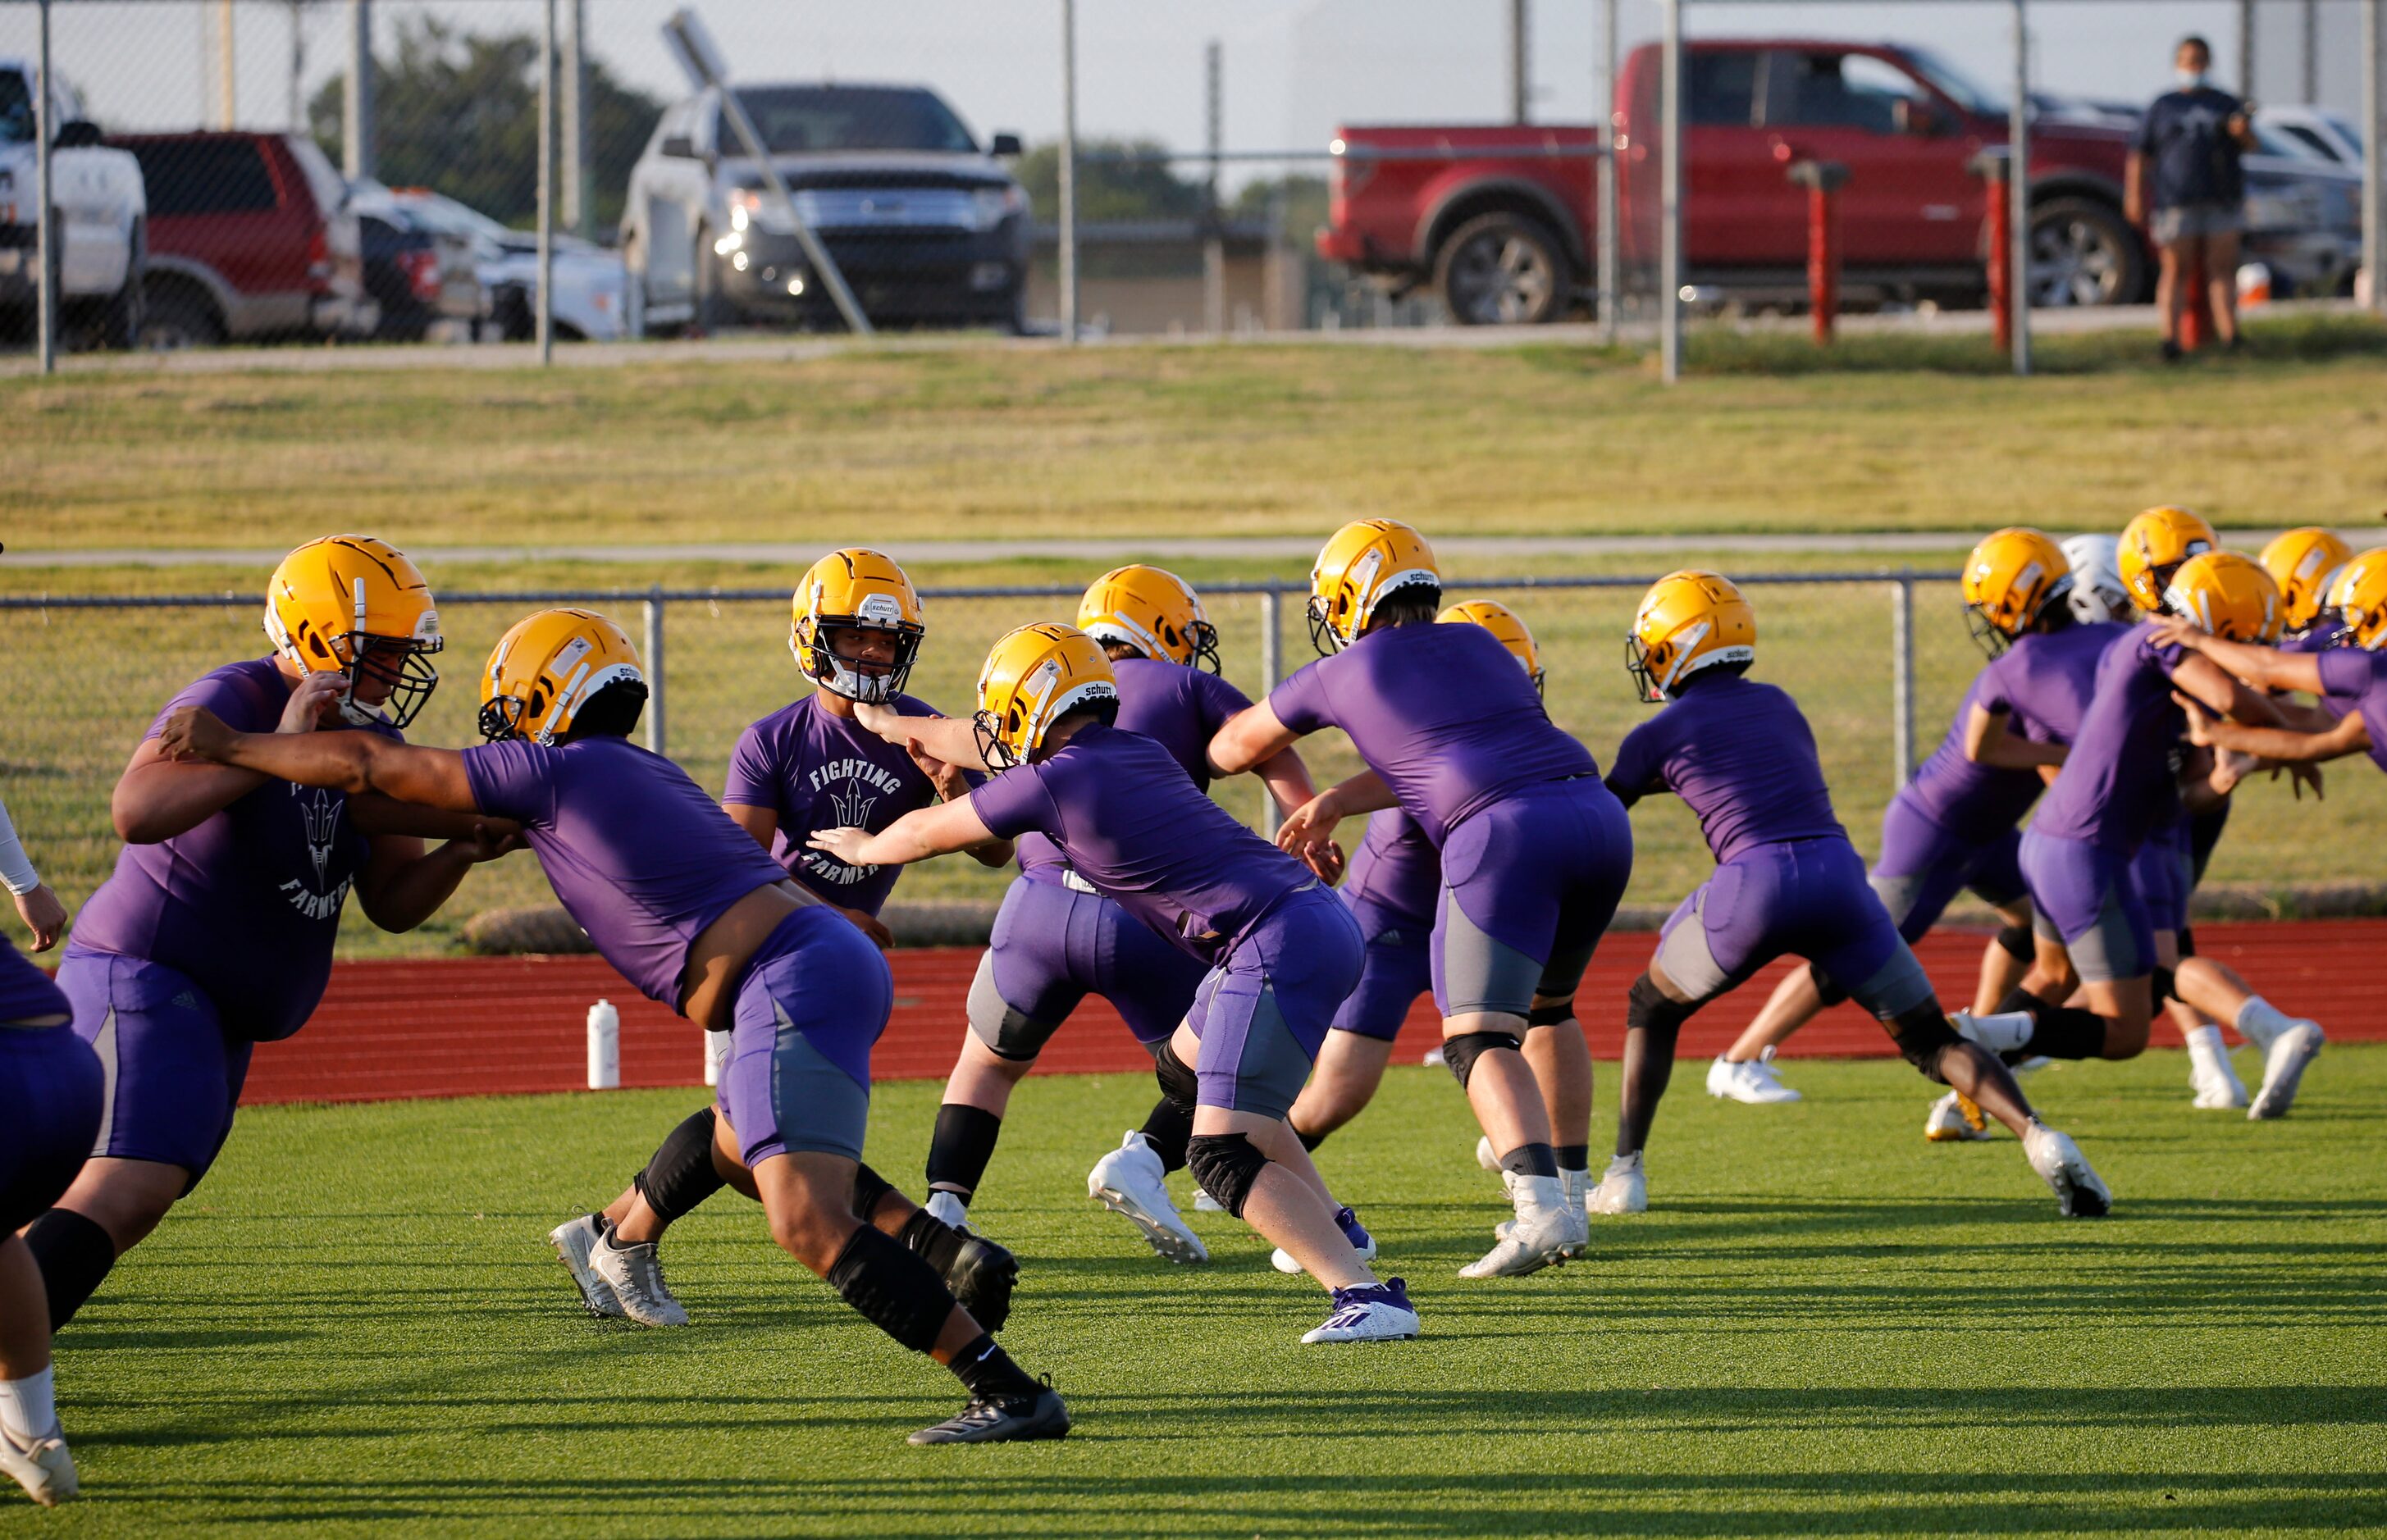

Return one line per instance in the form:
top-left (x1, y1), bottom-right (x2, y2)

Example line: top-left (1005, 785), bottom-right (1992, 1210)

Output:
top-left (2177, 68), bottom-right (2208, 89)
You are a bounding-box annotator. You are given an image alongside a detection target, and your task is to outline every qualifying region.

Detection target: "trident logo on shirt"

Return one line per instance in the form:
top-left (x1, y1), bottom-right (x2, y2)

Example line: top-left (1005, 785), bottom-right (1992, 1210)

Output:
top-left (299, 786), bottom-right (343, 885)
top-left (829, 782), bottom-right (879, 832)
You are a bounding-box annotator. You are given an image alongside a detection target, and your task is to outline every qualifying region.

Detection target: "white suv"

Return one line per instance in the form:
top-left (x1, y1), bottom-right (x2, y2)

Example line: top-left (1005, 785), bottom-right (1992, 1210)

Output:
top-left (0, 59), bottom-right (146, 348)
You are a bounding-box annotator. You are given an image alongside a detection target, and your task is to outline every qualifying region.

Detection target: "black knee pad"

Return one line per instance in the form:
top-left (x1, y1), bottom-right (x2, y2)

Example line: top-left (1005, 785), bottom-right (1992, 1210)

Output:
top-left (2152, 966), bottom-right (2179, 1005)
top-left (2176, 925), bottom-right (2198, 960)
top-left (849, 1161), bottom-right (897, 1223)
top-left (1440, 1030), bottom-right (1524, 1088)
top-left (1184, 1132), bottom-right (1269, 1219)
top-left (632, 1106), bottom-right (727, 1223)
top-left (1887, 1003), bottom-right (1963, 1076)
top-left (1996, 923), bottom-right (2036, 964)
top-left (1811, 971), bottom-right (1851, 1008)
top-left (1148, 1041), bottom-right (1199, 1115)
top-left (825, 1223), bottom-right (954, 1354)
top-left (1624, 973), bottom-right (1697, 1038)
top-left (1525, 1000), bottom-right (1576, 1028)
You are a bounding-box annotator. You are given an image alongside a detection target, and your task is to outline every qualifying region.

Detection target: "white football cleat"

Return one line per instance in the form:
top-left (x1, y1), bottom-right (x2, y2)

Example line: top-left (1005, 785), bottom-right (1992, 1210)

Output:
top-left (2191, 1058), bottom-right (2251, 1110)
top-left (1458, 1173), bottom-right (1581, 1277)
top-left (0, 1424), bottom-right (77, 1507)
top-left (1421, 1045), bottom-right (1447, 1068)
top-left (1705, 1049), bottom-right (1802, 1104)
top-left (1474, 1134), bottom-right (1500, 1172)
top-left (1924, 1091), bottom-right (1992, 1142)
top-left (1588, 1153), bottom-right (1647, 1215)
top-left (1189, 1186), bottom-right (1225, 1213)
top-left (588, 1232), bottom-right (691, 1327)
top-left (2023, 1121), bottom-right (2111, 1218)
top-left (548, 1213), bottom-right (626, 1319)
top-left (924, 1190), bottom-right (970, 1229)
top-left (1300, 1278), bottom-right (1420, 1344)
top-left (1088, 1132), bottom-right (1208, 1264)
top-left (2249, 1021), bottom-right (2323, 1119)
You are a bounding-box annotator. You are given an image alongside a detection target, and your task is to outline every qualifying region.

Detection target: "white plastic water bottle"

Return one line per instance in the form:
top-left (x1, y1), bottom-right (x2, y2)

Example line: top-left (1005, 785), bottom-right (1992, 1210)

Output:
top-left (586, 999), bottom-right (621, 1090)
top-left (703, 1028), bottom-right (732, 1088)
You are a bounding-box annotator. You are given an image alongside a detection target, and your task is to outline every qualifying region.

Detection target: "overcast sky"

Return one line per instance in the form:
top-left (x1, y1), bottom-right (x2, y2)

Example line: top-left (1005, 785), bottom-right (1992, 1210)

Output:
top-left (10, 0), bottom-right (2371, 176)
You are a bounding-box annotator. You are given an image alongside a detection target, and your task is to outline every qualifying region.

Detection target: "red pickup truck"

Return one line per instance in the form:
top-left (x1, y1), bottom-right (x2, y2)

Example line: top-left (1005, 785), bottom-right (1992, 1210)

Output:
top-left (1320, 39), bottom-right (2145, 324)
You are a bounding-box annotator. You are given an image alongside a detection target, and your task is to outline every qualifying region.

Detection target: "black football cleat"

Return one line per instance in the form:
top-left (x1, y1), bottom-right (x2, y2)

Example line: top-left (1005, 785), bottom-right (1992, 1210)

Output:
top-left (908, 1383), bottom-right (1070, 1447)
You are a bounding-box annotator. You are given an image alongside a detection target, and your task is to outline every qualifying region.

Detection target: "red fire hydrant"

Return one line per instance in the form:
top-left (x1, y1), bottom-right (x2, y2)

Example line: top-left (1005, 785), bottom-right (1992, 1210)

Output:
top-left (1786, 159), bottom-right (1851, 344)
top-left (1970, 148), bottom-right (2015, 354)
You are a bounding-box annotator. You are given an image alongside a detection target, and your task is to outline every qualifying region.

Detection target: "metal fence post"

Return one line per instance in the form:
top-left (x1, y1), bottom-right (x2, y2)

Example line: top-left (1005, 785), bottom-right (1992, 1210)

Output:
top-left (537, 0), bottom-right (557, 365)
top-left (344, 0), bottom-right (374, 181)
top-left (1891, 572), bottom-right (1916, 788)
top-left (1659, 0), bottom-right (1682, 383)
top-left (1059, 0), bottom-right (1079, 343)
top-left (1258, 587), bottom-right (1283, 836)
top-left (2365, 0), bottom-right (2383, 315)
top-left (2009, 0), bottom-right (2033, 376)
top-left (562, 0), bottom-right (589, 240)
top-left (34, 0), bottom-right (53, 376)
top-left (1597, 0), bottom-right (1619, 345)
top-left (643, 587), bottom-right (666, 755)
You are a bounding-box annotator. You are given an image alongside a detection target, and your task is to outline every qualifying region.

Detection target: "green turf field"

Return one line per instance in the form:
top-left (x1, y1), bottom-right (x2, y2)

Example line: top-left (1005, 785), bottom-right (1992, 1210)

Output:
top-left (34, 1049), bottom-right (2387, 1538)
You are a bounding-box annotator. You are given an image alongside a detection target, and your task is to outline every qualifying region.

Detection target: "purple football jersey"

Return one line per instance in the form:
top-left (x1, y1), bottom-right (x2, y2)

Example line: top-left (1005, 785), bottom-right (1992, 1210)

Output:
top-left (2316, 649), bottom-right (2387, 773)
top-left (2029, 623), bottom-right (2194, 851)
top-left (1268, 622), bottom-right (1596, 846)
top-left (1016, 656), bottom-right (1251, 882)
top-left (463, 735), bottom-right (790, 1012)
top-left (0, 936), bottom-right (67, 1023)
top-left (723, 692), bottom-right (975, 918)
top-left (1901, 620), bottom-right (2127, 842)
top-left (71, 658), bottom-right (397, 1042)
top-left (1606, 673), bottom-right (1844, 863)
top-left (1342, 808), bottom-right (1441, 929)
top-left (967, 722), bottom-right (1313, 966)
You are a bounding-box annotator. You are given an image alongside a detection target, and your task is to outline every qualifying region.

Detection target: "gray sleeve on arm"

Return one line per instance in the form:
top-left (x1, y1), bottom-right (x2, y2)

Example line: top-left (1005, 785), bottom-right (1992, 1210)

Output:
top-left (0, 793), bottom-right (41, 895)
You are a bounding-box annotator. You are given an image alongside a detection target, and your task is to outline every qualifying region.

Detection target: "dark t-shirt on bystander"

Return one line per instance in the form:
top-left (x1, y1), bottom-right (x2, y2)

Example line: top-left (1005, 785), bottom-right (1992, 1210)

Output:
top-left (2134, 86), bottom-right (2246, 209)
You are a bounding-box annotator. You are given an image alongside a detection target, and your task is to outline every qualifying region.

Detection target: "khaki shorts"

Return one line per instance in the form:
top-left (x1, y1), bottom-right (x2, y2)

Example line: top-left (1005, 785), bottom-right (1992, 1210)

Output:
top-left (2152, 203), bottom-right (2243, 244)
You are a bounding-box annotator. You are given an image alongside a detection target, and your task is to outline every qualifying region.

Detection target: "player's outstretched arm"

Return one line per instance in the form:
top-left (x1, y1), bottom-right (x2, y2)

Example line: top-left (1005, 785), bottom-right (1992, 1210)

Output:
top-left (2152, 619), bottom-right (2325, 696)
top-left (1964, 704), bottom-right (2067, 770)
top-left (110, 669), bottom-right (357, 843)
top-left (2177, 692), bottom-right (2370, 768)
top-left (1208, 702), bottom-right (1300, 777)
top-left (355, 822), bottom-right (527, 933)
top-left (157, 705), bottom-right (482, 814)
top-left (851, 702), bottom-right (994, 772)
top-left (1251, 744), bottom-right (1321, 821)
top-left (810, 796), bottom-right (997, 869)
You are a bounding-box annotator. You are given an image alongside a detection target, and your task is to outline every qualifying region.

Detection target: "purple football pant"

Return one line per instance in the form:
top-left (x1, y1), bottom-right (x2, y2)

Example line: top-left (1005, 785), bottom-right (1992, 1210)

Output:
top-left (966, 873), bottom-right (1210, 1058)
top-left (1653, 837), bottom-right (1935, 1019)
top-left (1869, 795), bottom-right (2028, 944)
top-left (1435, 777), bottom-right (1634, 1018)
top-left (1328, 894), bottom-right (1435, 1042)
top-left (1188, 887), bottom-right (1363, 1119)
top-left (717, 904), bottom-right (892, 1168)
top-left (2129, 822), bottom-right (2194, 935)
top-left (56, 946), bottom-right (251, 1191)
top-left (0, 1023), bottom-right (104, 1232)
top-left (2020, 827), bottom-right (2152, 986)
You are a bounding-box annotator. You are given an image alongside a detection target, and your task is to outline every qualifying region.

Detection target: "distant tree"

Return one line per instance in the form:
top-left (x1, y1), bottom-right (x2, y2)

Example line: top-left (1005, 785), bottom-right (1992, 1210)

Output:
top-left (1232, 175), bottom-right (1330, 241)
top-left (1014, 138), bottom-right (1207, 226)
top-left (308, 16), bottom-right (661, 232)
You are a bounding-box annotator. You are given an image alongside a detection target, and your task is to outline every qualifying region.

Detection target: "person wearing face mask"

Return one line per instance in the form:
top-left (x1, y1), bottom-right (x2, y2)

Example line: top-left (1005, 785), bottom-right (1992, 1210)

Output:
top-left (2126, 35), bottom-right (2257, 361)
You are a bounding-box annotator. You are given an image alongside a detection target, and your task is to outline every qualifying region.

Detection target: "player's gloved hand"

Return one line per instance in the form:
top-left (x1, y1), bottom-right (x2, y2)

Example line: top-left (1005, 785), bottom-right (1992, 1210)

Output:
top-left (13, 883), bottom-right (66, 952)
top-left (278, 669), bottom-right (347, 732)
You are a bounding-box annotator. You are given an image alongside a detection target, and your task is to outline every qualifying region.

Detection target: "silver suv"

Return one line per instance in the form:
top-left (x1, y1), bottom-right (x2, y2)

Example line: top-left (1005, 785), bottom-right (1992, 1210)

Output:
top-left (623, 82), bottom-right (1027, 333)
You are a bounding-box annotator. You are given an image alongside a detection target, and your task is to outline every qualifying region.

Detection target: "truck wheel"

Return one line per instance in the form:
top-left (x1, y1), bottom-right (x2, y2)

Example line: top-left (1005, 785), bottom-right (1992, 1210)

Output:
top-left (2027, 197), bottom-right (2144, 308)
top-left (136, 285), bottom-right (223, 350)
top-left (1435, 211), bottom-right (1568, 325)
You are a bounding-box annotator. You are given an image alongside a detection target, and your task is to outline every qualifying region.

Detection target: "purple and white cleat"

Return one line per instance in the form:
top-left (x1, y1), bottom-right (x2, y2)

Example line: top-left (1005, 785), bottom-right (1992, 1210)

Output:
top-left (1300, 1277), bottom-right (1421, 1344)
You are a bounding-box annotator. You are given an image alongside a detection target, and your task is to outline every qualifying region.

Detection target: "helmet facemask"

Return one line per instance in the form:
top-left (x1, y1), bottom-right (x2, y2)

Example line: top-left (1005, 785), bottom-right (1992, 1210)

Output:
top-left (267, 575), bottom-right (442, 731)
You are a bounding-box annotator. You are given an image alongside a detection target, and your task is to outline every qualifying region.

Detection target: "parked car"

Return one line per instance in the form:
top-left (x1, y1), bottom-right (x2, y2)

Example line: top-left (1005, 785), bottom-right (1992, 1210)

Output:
top-left (103, 130), bottom-right (373, 347)
top-left (356, 206), bottom-right (447, 340)
top-left (1321, 39), bottom-right (2152, 322)
top-left (623, 82), bottom-right (1029, 332)
top-left (381, 187), bottom-right (627, 342)
top-left (0, 58), bottom-right (146, 348)
top-left (2239, 123), bottom-right (2363, 296)
top-left (2255, 105), bottom-right (2365, 169)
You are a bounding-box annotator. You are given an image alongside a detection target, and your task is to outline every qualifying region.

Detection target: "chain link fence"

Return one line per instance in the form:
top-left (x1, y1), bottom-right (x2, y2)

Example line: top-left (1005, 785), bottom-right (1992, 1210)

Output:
top-left (2, 0), bottom-right (2378, 365)
top-left (9, 569), bottom-right (2386, 959)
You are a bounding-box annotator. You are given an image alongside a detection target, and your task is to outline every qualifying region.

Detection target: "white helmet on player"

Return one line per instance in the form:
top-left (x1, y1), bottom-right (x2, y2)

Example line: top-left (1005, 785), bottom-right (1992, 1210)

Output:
top-left (2061, 534), bottom-right (2134, 625)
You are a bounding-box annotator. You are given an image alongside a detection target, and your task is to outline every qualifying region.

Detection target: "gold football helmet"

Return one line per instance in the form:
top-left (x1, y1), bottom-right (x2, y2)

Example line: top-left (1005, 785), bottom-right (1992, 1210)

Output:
top-left (1627, 571), bottom-right (1756, 702)
top-left (2328, 548), bottom-right (2387, 652)
top-left (262, 534), bottom-right (442, 729)
top-left (1961, 528), bottom-right (2073, 658)
top-left (791, 548), bottom-right (925, 704)
top-left (1307, 519), bottom-right (1440, 654)
top-left (1438, 598), bottom-right (1545, 696)
top-left (1077, 565), bottom-right (1221, 672)
top-left (479, 608), bottom-right (646, 745)
top-left (974, 622), bottom-right (1120, 768)
top-left (2118, 506), bottom-right (2217, 614)
top-left (2259, 527), bottom-right (2354, 636)
top-left (2163, 551), bottom-right (2282, 645)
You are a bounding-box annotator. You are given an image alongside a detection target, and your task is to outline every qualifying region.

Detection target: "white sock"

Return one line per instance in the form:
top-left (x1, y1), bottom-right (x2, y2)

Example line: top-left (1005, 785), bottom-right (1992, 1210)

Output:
top-left (925, 1190), bottom-right (969, 1228)
top-left (1954, 1010), bottom-right (2036, 1055)
top-left (2184, 1023), bottom-right (2229, 1078)
top-left (2235, 997), bottom-right (2291, 1050)
top-left (0, 1367), bottom-right (56, 1442)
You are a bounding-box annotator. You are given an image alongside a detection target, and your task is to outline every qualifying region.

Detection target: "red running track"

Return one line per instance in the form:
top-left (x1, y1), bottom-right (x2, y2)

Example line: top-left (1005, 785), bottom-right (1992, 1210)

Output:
top-left (238, 919), bottom-right (2382, 1107)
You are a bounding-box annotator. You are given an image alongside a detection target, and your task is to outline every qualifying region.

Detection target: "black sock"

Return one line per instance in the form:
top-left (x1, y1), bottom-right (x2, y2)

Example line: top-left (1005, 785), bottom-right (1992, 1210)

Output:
top-left (949, 1332), bottom-right (1042, 1401)
top-left (1295, 1124), bottom-right (1328, 1153)
top-left (1138, 1094), bottom-right (1193, 1173)
top-left (925, 1104), bottom-right (1004, 1201)
top-left (1555, 1143), bottom-right (1590, 1171)
top-left (22, 1210), bottom-right (116, 1328)
top-left (1497, 1141), bottom-right (1560, 1179)
top-left (1997, 987), bottom-right (2108, 1060)
top-left (632, 1107), bottom-right (727, 1223)
top-left (898, 1207), bottom-right (968, 1275)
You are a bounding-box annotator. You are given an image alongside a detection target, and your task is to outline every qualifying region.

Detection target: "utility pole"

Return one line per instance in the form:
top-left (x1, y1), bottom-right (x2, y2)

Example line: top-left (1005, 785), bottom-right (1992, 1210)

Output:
top-left (287, 0), bottom-right (307, 134)
top-left (1204, 39), bottom-right (1224, 335)
top-left (218, 0), bottom-right (237, 130)
top-left (1509, 0), bottom-right (1531, 124)
top-left (2238, 0), bottom-right (2257, 99)
top-left (344, 0), bottom-right (374, 180)
top-left (1058, 0), bottom-right (1079, 341)
top-left (563, 0), bottom-right (591, 239)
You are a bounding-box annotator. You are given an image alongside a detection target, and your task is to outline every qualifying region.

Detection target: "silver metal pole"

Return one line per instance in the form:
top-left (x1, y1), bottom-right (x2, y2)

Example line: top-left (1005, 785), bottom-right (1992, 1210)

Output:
top-left (2304, 0), bottom-right (2321, 103)
top-left (2366, 0), bottom-right (2383, 314)
top-left (1598, 0), bottom-right (1619, 344)
top-left (1204, 39), bottom-right (1225, 336)
top-left (344, 0), bottom-right (373, 180)
top-left (1059, 0), bottom-right (1079, 343)
top-left (643, 589), bottom-right (666, 755)
top-left (2010, 0), bottom-right (2032, 376)
top-left (218, 0), bottom-right (237, 130)
top-left (537, 0), bottom-right (556, 364)
top-left (1659, 0), bottom-right (1682, 382)
top-left (288, 0), bottom-right (306, 134)
top-left (562, 0), bottom-right (588, 239)
top-left (2239, 0), bottom-right (2257, 99)
top-left (34, 0), bottom-right (53, 376)
top-left (1258, 588), bottom-right (1283, 836)
top-left (1891, 575), bottom-right (1916, 787)
top-left (1510, 0), bottom-right (1531, 125)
